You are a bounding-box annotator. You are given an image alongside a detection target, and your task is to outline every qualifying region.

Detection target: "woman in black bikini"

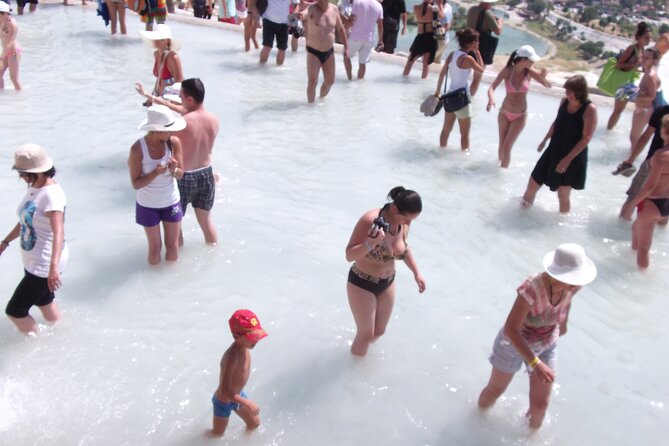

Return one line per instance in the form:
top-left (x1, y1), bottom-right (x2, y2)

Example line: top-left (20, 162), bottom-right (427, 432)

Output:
top-left (402, 0), bottom-right (444, 79)
top-left (345, 186), bottom-right (426, 357)
top-left (631, 114), bottom-right (669, 268)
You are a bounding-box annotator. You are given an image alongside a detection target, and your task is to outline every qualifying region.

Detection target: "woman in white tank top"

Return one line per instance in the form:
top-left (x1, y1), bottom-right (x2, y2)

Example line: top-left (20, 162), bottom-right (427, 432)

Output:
top-left (433, 28), bottom-right (485, 151)
top-left (128, 105), bottom-right (186, 265)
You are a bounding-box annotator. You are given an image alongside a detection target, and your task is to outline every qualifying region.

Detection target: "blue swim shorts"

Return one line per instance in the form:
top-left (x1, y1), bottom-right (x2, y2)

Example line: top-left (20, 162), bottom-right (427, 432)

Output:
top-left (488, 330), bottom-right (558, 374)
top-left (212, 391), bottom-right (247, 418)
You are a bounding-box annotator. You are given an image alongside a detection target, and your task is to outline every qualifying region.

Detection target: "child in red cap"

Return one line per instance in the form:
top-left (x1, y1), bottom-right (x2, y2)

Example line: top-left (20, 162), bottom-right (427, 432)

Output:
top-left (210, 309), bottom-right (268, 437)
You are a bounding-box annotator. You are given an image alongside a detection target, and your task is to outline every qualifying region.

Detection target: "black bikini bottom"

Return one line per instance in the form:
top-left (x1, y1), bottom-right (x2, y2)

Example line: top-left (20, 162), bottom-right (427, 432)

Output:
top-left (348, 265), bottom-right (395, 297)
top-left (307, 46), bottom-right (334, 64)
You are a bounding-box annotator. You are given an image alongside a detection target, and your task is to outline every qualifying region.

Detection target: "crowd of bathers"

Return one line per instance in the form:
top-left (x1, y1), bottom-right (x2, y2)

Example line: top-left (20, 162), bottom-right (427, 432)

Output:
top-left (1, 0), bottom-right (667, 438)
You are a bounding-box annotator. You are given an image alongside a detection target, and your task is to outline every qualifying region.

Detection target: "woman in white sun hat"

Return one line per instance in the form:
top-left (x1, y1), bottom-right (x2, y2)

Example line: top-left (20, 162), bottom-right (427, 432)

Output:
top-left (486, 45), bottom-right (552, 168)
top-left (477, 243), bottom-right (597, 429)
top-left (0, 144), bottom-right (68, 334)
top-left (139, 24), bottom-right (184, 101)
top-left (128, 105), bottom-right (186, 265)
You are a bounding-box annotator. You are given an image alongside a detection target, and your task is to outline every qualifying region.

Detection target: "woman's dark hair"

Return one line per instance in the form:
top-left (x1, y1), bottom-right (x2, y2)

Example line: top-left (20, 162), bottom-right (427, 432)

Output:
top-left (564, 75), bottom-right (588, 102)
top-left (636, 22), bottom-right (651, 40)
top-left (505, 50), bottom-right (530, 75)
top-left (456, 28), bottom-right (479, 49)
top-left (21, 167), bottom-right (56, 185)
top-left (181, 78), bottom-right (205, 104)
top-left (384, 186), bottom-right (422, 215)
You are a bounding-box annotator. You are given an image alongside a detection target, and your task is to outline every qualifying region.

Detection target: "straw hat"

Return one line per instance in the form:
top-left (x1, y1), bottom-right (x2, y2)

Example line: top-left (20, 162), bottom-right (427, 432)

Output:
top-left (138, 105), bottom-right (186, 132)
top-left (139, 24), bottom-right (181, 51)
top-left (543, 243), bottom-right (597, 286)
top-left (12, 144), bottom-right (54, 173)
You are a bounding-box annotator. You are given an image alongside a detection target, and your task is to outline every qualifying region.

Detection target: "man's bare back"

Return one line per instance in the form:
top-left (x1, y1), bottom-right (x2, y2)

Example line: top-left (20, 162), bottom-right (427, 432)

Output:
top-left (304, 2), bottom-right (341, 52)
top-left (177, 108), bottom-right (219, 172)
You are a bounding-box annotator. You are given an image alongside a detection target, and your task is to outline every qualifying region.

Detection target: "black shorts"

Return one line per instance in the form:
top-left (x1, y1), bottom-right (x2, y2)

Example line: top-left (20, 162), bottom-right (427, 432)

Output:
top-left (177, 166), bottom-right (216, 213)
top-left (16, 0), bottom-right (39, 6)
top-left (6, 270), bottom-right (55, 319)
top-left (262, 18), bottom-right (289, 51)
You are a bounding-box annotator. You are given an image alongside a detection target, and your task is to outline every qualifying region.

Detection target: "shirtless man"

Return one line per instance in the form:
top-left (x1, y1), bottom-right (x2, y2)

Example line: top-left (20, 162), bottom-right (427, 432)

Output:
top-left (629, 48), bottom-right (661, 150)
top-left (0, 2), bottom-right (21, 90)
top-left (631, 114), bottom-right (669, 268)
top-left (174, 79), bottom-right (219, 245)
top-left (300, 0), bottom-right (349, 103)
top-left (133, 79), bottom-right (218, 245)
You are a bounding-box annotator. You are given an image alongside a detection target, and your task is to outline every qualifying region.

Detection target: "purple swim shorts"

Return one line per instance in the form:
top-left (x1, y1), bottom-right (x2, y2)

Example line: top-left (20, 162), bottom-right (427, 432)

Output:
top-left (135, 202), bottom-right (183, 227)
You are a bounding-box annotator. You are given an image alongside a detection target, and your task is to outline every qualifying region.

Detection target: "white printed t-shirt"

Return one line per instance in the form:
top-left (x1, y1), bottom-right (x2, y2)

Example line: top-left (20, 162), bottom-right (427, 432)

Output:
top-left (17, 183), bottom-right (69, 278)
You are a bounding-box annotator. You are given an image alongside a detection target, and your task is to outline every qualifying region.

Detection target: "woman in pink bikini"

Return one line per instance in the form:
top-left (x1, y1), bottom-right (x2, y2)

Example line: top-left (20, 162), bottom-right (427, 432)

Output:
top-left (486, 45), bottom-right (551, 168)
top-left (0, 2), bottom-right (21, 90)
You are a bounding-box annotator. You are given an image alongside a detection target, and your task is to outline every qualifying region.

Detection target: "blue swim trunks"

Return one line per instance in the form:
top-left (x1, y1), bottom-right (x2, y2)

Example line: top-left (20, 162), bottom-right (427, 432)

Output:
top-left (212, 391), bottom-right (247, 418)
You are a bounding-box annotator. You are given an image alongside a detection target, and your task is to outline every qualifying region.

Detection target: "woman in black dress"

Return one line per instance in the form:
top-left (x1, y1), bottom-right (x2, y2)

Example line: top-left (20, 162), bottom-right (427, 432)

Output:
top-left (402, 0), bottom-right (445, 79)
top-left (522, 75), bottom-right (597, 213)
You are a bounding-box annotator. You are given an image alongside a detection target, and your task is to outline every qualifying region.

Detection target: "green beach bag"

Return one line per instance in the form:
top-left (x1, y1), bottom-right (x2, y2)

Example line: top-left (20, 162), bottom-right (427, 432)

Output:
top-left (596, 57), bottom-right (640, 97)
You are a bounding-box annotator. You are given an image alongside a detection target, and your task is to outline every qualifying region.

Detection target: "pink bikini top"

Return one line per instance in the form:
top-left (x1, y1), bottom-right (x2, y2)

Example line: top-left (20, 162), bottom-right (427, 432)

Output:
top-left (505, 76), bottom-right (529, 94)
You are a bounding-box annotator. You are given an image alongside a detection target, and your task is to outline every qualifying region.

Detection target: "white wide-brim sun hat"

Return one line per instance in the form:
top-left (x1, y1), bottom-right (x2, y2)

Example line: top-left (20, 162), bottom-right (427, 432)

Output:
top-left (139, 24), bottom-right (181, 51)
top-left (12, 144), bottom-right (54, 173)
top-left (481, 0), bottom-right (498, 3)
top-left (138, 104), bottom-right (187, 132)
top-left (543, 243), bottom-right (597, 286)
top-left (517, 44), bottom-right (541, 62)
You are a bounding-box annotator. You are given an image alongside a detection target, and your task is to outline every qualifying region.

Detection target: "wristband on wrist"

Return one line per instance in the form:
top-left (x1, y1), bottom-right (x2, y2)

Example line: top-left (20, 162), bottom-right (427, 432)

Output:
top-left (527, 356), bottom-right (540, 372)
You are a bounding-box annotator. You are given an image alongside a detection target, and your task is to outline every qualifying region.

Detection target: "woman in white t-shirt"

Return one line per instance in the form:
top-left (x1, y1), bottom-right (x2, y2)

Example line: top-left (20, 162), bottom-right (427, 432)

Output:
top-left (0, 144), bottom-right (69, 334)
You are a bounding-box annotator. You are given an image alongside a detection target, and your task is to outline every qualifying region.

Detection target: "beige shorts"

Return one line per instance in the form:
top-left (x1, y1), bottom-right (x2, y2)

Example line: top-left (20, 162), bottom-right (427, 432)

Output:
top-left (450, 103), bottom-right (472, 120)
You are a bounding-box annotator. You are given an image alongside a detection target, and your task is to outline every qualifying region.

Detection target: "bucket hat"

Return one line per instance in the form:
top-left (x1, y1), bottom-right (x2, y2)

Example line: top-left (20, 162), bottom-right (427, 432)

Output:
top-left (12, 144), bottom-right (54, 173)
top-left (543, 243), bottom-right (597, 286)
top-left (138, 104), bottom-right (186, 132)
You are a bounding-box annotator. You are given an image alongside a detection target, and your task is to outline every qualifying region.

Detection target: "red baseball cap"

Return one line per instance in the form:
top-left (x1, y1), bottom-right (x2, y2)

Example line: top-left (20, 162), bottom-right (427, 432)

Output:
top-left (229, 310), bottom-right (268, 342)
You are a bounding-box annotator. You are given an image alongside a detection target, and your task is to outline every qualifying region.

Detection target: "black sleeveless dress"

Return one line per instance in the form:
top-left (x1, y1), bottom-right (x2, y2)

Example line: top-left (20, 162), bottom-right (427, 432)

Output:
top-left (531, 99), bottom-right (592, 191)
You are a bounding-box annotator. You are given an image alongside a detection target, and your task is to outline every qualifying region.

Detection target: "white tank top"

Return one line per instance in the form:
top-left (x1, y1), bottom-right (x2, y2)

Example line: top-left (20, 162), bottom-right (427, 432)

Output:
top-left (447, 50), bottom-right (471, 93)
top-left (136, 137), bottom-right (180, 209)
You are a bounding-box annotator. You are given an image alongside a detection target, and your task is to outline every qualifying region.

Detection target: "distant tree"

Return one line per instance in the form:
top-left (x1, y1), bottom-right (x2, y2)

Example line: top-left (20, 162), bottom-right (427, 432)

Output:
top-left (580, 32), bottom-right (586, 40)
top-left (452, 6), bottom-right (467, 30)
top-left (527, 0), bottom-right (547, 15)
top-left (601, 50), bottom-right (618, 59)
top-left (660, 23), bottom-right (669, 35)
top-left (507, 0), bottom-right (522, 8)
top-left (620, 0), bottom-right (634, 9)
top-left (579, 41), bottom-right (605, 60)
top-left (579, 6), bottom-right (598, 24)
